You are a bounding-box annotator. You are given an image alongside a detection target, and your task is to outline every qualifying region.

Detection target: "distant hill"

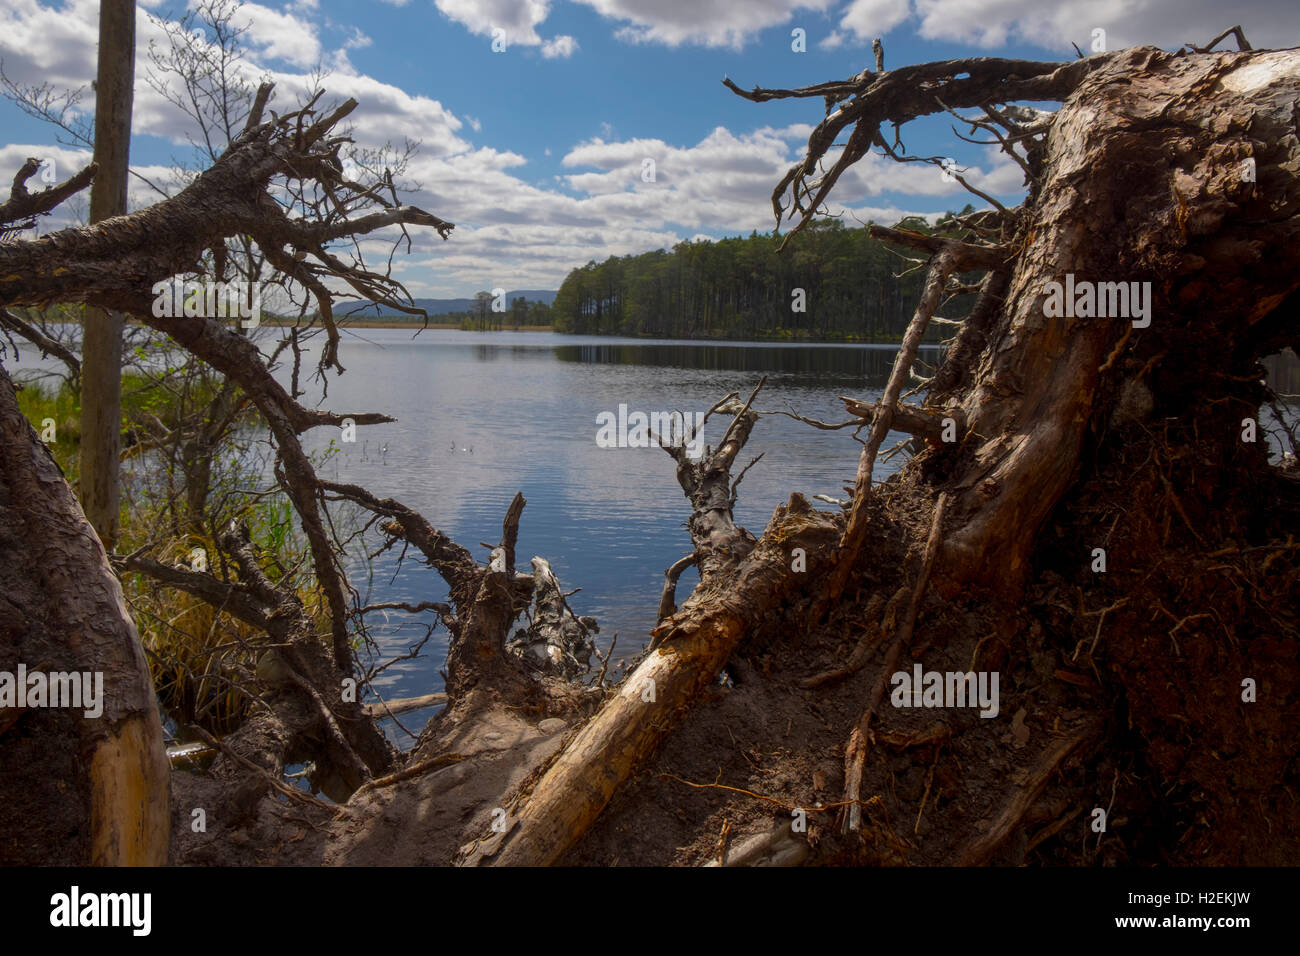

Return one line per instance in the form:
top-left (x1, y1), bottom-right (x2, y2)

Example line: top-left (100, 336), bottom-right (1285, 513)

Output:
top-left (362, 289), bottom-right (557, 317)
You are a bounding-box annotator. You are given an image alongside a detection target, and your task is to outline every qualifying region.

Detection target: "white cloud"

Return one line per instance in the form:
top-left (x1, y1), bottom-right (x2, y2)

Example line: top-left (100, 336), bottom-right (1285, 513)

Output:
top-left (837, 0), bottom-right (1300, 52)
top-left (238, 2), bottom-right (323, 67)
top-left (575, 0), bottom-right (838, 49)
top-left (433, 0), bottom-right (551, 46)
top-left (0, 0), bottom-right (1027, 299)
top-left (556, 124), bottom-right (992, 238)
top-left (0, 1), bottom-right (323, 142)
top-left (775, 123), bottom-right (816, 140)
top-left (838, 0), bottom-right (911, 42)
top-left (342, 27), bottom-right (372, 50)
top-left (540, 34), bottom-right (579, 58)
top-left (819, 29), bottom-right (846, 49)
top-left (0, 0), bottom-right (103, 92)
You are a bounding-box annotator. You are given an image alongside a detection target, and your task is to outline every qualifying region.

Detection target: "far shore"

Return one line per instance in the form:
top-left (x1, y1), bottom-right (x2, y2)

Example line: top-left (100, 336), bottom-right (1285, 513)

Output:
top-left (275, 320), bottom-right (555, 331)
top-left (43, 314), bottom-right (918, 344)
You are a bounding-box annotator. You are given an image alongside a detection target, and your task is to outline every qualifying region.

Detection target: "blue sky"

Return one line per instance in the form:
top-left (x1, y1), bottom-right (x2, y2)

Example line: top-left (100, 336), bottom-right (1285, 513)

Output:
top-left (2, 0), bottom-right (1298, 296)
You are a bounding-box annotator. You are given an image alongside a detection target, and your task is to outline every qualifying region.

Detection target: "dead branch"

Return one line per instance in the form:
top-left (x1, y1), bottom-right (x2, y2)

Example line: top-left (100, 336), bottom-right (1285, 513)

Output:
top-left (0, 308), bottom-right (81, 380)
top-left (725, 54), bottom-right (1110, 238)
top-left (361, 693), bottom-right (447, 718)
top-left (657, 552), bottom-right (699, 623)
top-left (321, 479), bottom-right (483, 617)
top-left (840, 396), bottom-right (965, 444)
top-left (0, 157), bottom-right (97, 233)
top-left (814, 244), bottom-right (965, 619)
top-left (459, 494), bottom-right (839, 867)
top-left (1186, 25), bottom-right (1251, 53)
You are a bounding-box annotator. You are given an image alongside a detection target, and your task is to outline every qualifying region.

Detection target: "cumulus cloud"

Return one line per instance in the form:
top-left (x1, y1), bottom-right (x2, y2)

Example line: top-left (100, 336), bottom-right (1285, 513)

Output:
top-left (839, 0), bottom-right (1300, 52)
top-left (0, 0), bottom-right (1026, 298)
top-left (540, 34), bottom-right (579, 58)
top-left (575, 0), bottom-right (837, 49)
top-left (433, 0), bottom-right (551, 46)
top-left (0, 0), bottom-right (105, 91)
top-left (237, 2), bottom-right (324, 67)
top-left (838, 0), bottom-right (912, 42)
top-left (342, 27), bottom-right (372, 51)
top-left (556, 124), bottom-right (1013, 238)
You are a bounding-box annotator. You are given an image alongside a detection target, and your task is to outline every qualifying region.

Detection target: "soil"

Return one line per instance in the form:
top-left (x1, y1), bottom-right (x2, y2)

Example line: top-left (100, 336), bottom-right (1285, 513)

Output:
top-left (170, 707), bottom-right (576, 865)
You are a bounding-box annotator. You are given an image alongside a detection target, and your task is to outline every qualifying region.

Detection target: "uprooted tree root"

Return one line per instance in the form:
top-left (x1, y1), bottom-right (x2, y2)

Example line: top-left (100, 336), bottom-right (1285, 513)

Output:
top-left (170, 38), bottom-right (1300, 869)
top-left (6, 34), bottom-right (1299, 868)
top-left (163, 414), bottom-right (1297, 868)
top-left (563, 446), bottom-right (1298, 866)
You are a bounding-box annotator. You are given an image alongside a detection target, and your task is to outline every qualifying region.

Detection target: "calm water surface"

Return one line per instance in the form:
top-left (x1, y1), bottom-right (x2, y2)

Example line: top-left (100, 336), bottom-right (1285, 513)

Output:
top-left (12, 329), bottom-right (1297, 743)
top-left (289, 330), bottom-right (926, 734)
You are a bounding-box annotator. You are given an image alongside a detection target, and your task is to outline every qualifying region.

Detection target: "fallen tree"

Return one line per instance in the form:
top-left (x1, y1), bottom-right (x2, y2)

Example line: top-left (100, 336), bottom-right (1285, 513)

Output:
top-left (2, 30), bottom-right (1297, 867)
top-left (450, 34), bottom-right (1300, 866)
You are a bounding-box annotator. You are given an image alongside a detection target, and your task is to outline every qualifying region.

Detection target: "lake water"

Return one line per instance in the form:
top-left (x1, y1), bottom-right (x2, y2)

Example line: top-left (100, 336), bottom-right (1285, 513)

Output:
top-left (291, 330), bottom-right (926, 737)
top-left (8, 329), bottom-right (1297, 744)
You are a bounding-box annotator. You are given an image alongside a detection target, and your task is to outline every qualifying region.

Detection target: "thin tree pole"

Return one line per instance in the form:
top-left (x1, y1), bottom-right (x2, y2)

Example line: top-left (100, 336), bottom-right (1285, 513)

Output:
top-left (80, 0), bottom-right (135, 547)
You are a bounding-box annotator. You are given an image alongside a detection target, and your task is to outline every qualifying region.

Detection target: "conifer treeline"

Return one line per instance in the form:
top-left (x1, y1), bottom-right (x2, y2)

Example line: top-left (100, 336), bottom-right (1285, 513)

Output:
top-left (551, 210), bottom-right (978, 341)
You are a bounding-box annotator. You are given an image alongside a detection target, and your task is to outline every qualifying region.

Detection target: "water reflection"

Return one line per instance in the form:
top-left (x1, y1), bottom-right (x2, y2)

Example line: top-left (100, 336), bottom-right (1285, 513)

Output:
top-left (553, 341), bottom-right (945, 380)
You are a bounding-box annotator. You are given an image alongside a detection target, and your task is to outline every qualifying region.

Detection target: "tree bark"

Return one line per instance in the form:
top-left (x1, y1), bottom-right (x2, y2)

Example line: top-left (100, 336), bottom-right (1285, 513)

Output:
top-left (0, 366), bottom-right (169, 864)
top-left (932, 47), bottom-right (1300, 599)
top-left (79, 0), bottom-right (135, 548)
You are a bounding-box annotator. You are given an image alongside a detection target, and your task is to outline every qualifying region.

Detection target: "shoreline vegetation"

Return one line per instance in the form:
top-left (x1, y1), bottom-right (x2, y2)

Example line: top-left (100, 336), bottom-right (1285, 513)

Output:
top-left (12, 211), bottom-right (976, 346)
top-left (270, 319), bottom-right (915, 343)
top-left (24, 312), bottom-right (920, 345)
top-left (320, 321), bottom-right (916, 344)
top-left (546, 213), bottom-right (980, 341)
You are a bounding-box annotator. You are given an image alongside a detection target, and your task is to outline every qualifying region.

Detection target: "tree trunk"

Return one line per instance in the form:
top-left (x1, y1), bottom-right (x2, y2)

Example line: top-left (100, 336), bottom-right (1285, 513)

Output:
top-left (79, 0), bottom-right (136, 548)
top-left (931, 47), bottom-right (1300, 599)
top-left (460, 394), bottom-right (841, 865)
top-left (0, 366), bottom-right (169, 864)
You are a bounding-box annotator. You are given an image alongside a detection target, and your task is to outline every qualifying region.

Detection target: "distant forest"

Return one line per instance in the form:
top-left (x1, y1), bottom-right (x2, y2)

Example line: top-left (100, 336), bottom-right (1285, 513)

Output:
top-left (550, 210), bottom-right (981, 341)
